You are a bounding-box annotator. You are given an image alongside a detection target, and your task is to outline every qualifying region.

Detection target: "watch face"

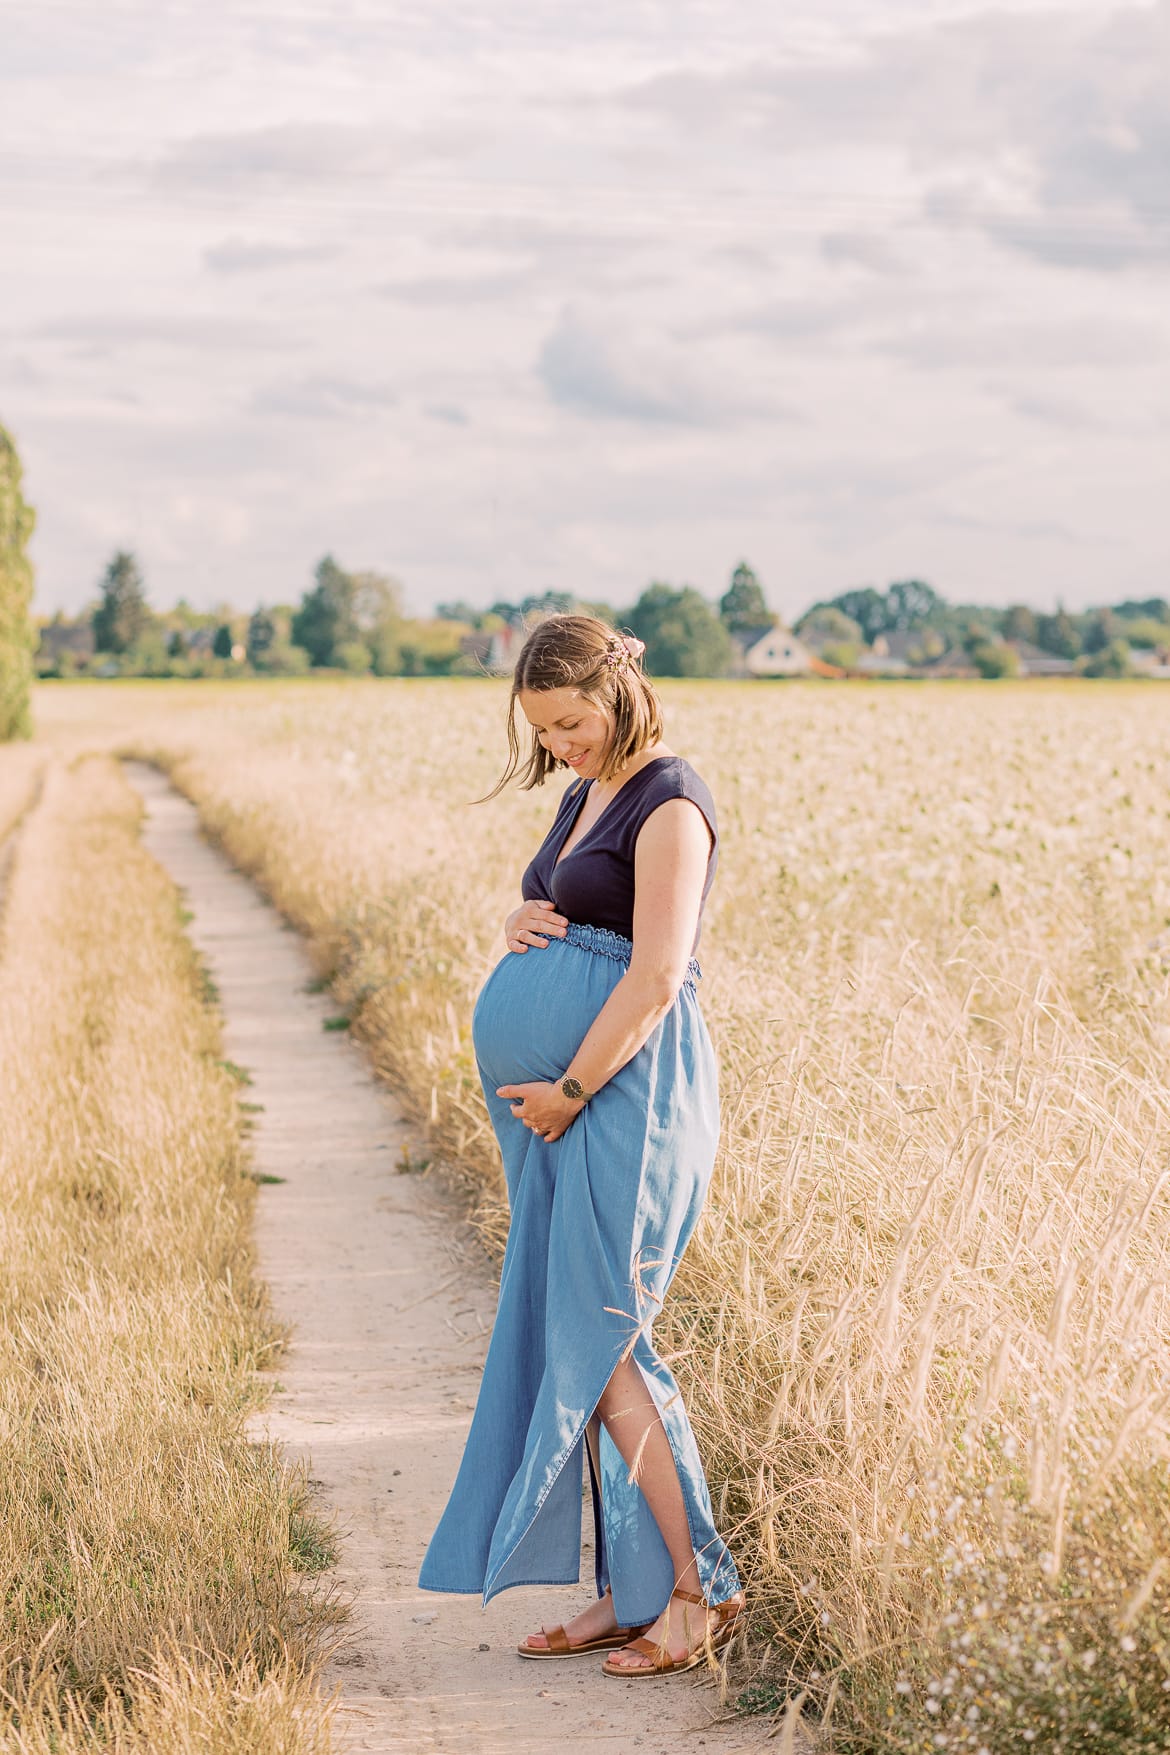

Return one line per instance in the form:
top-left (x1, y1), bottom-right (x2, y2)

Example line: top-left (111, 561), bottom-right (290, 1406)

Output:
top-left (562, 1077), bottom-right (584, 1101)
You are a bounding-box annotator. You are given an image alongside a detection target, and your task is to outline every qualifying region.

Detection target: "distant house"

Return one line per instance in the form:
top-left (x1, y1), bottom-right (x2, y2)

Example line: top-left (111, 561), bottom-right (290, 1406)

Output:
top-left (852, 649), bottom-right (910, 676)
top-left (458, 622), bottom-right (527, 676)
top-left (920, 646), bottom-right (978, 679)
top-left (1128, 646), bottom-right (1170, 679)
top-left (735, 625), bottom-right (843, 677)
top-left (37, 621), bottom-right (96, 666)
top-left (489, 624), bottom-right (527, 673)
top-left (1006, 640), bottom-right (1077, 677)
top-left (739, 626), bottom-right (816, 677)
top-left (868, 629), bottom-right (946, 668)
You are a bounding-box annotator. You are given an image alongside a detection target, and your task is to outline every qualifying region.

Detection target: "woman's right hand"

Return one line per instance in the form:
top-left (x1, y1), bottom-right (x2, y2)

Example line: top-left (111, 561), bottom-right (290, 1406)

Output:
top-left (505, 899), bottom-right (568, 954)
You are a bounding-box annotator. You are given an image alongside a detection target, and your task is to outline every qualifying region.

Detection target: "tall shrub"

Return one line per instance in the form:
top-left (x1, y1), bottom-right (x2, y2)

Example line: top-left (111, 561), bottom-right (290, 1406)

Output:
top-left (0, 424), bottom-right (36, 741)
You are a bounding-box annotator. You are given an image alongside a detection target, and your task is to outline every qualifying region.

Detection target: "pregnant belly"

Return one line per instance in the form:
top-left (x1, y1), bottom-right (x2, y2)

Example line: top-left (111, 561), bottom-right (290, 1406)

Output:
top-left (471, 938), bottom-right (623, 1091)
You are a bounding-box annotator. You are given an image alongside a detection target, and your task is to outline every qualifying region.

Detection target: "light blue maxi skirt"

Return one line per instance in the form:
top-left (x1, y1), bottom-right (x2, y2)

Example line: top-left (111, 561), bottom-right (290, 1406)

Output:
top-left (418, 921), bottom-right (741, 1628)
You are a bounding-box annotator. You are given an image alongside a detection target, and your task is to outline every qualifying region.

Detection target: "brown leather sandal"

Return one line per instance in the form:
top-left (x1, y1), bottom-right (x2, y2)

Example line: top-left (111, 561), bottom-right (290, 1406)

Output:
top-left (601, 1586), bottom-right (742, 1678)
top-left (516, 1588), bottom-right (648, 1660)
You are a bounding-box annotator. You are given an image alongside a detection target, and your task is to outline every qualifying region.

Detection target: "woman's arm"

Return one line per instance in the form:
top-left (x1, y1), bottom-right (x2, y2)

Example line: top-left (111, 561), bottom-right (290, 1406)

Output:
top-left (496, 798), bottom-right (711, 1140)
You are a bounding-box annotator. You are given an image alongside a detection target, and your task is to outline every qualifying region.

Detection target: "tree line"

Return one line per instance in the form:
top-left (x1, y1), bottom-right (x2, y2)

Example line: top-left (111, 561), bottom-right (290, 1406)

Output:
top-left (42, 547), bottom-right (1170, 686)
top-left (791, 581), bottom-right (1169, 678)
top-left (36, 553), bottom-right (769, 681)
top-left (6, 394), bottom-right (1170, 738)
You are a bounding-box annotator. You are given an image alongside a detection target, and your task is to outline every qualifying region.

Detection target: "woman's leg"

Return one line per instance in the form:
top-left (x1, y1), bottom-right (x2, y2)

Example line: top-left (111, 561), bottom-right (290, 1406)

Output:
top-left (595, 1357), bottom-right (741, 1670)
top-left (518, 1416), bottom-right (626, 1653)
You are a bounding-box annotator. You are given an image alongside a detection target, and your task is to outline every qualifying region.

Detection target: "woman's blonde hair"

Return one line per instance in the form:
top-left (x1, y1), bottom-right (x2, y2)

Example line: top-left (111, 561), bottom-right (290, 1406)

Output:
top-left (488, 613), bottom-right (664, 795)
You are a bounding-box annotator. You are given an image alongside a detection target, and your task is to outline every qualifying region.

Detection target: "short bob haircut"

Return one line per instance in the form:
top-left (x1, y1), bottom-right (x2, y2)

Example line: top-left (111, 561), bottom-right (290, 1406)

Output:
top-left (488, 613), bottom-right (664, 796)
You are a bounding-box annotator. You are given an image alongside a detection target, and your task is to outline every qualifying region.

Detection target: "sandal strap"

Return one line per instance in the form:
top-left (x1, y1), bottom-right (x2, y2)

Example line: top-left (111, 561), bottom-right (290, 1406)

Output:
top-left (617, 1635), bottom-right (677, 1672)
top-left (543, 1625), bottom-right (569, 1655)
top-left (670, 1587), bottom-right (708, 1607)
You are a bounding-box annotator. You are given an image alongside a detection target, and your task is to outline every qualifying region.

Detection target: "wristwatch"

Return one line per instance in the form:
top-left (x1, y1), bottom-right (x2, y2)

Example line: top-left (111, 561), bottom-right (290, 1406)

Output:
top-left (560, 1075), bottom-right (595, 1103)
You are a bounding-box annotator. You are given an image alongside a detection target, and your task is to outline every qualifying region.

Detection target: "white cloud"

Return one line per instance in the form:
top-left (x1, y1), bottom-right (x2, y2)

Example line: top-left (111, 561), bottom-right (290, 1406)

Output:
top-left (204, 237), bottom-right (341, 273)
top-left (249, 376), bottom-right (398, 419)
top-left (151, 123), bottom-right (403, 192)
top-left (538, 308), bottom-right (714, 425)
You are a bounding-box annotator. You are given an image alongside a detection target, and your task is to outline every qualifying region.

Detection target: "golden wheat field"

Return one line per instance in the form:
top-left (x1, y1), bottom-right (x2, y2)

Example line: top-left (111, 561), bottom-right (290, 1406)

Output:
top-left (8, 674), bottom-right (1170, 1752)
top-left (0, 747), bottom-right (342, 1754)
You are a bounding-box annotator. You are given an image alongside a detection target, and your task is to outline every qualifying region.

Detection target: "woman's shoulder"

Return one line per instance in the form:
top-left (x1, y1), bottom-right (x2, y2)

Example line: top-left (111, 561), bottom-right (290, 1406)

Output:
top-left (640, 753), bottom-right (715, 808)
top-left (622, 754), bottom-right (717, 838)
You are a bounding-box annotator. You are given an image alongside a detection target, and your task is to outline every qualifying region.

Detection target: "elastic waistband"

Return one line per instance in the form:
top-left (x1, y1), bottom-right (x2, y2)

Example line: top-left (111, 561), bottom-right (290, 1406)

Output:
top-left (562, 920), bottom-right (702, 989)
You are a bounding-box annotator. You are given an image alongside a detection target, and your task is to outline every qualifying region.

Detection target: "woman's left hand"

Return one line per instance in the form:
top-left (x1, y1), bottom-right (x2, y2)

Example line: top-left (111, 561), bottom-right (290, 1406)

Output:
top-left (496, 1080), bottom-right (583, 1143)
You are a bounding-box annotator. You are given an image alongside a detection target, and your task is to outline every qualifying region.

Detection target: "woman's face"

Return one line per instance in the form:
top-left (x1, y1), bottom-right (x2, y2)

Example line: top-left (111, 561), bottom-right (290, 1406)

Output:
top-left (518, 686), bottom-right (613, 779)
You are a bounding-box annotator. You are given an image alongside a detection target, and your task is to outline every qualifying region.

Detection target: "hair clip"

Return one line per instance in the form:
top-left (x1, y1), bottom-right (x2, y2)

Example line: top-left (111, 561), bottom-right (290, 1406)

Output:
top-left (604, 635), bottom-right (645, 673)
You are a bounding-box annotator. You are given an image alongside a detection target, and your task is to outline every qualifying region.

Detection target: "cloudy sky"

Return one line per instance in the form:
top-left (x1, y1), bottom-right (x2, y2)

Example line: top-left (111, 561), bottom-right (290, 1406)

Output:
top-left (2, 0), bottom-right (1167, 620)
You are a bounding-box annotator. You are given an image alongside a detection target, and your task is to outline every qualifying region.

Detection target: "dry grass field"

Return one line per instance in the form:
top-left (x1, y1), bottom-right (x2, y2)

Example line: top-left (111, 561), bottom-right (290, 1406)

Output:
top-left (10, 674), bottom-right (1170, 1751)
top-left (0, 749), bottom-right (341, 1752)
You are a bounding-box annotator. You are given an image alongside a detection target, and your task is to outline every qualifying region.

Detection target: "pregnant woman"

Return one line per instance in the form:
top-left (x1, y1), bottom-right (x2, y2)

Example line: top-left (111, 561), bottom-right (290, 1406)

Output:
top-left (418, 613), bottom-right (743, 1677)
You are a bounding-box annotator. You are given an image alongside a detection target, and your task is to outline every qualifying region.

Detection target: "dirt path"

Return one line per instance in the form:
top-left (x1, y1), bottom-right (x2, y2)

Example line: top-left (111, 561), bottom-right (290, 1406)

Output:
top-left (128, 763), bottom-right (780, 1755)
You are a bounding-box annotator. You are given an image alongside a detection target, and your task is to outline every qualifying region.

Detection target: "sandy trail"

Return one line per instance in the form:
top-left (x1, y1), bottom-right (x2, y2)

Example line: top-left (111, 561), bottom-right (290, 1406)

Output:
top-left (128, 763), bottom-right (779, 1755)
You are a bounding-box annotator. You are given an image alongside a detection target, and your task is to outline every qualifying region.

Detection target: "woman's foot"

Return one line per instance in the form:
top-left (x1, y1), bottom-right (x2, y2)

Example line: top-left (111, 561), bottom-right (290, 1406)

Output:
top-left (518, 1585), bottom-right (632, 1657)
top-left (602, 1588), bottom-right (744, 1675)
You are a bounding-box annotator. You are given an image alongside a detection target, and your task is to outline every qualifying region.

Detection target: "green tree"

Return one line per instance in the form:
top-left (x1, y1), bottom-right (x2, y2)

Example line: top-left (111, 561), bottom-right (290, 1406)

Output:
top-left (0, 425), bottom-right (36, 740)
top-left (960, 616), bottom-right (997, 656)
top-left (93, 551), bottom-right (149, 654)
top-left (1116, 616), bottom-right (1170, 650)
top-left (246, 607), bottom-right (276, 667)
top-left (1081, 638), bottom-right (1131, 678)
top-left (808, 587), bottom-right (888, 643)
top-left (335, 640), bottom-right (373, 675)
top-left (820, 640), bottom-right (861, 670)
top-left (627, 583), bottom-right (732, 677)
top-left (719, 562), bottom-right (772, 637)
top-left (1113, 597), bottom-right (1170, 623)
top-left (1003, 604), bottom-right (1037, 644)
top-left (265, 643), bottom-right (310, 676)
top-left (488, 599), bottom-right (522, 625)
top-left (970, 641), bottom-right (1021, 679)
top-left (292, 557), bottom-right (402, 671)
top-left (520, 591), bottom-right (574, 619)
top-left (1081, 608), bottom-right (1121, 655)
top-left (292, 555), bottom-right (358, 666)
top-left (794, 605), bottom-right (864, 645)
top-left (398, 619), bottom-right (466, 676)
top-left (127, 625), bottom-right (171, 677)
top-left (884, 578), bottom-right (943, 630)
top-left (352, 570), bottom-right (402, 676)
top-left (436, 599), bottom-right (480, 624)
top-left (1035, 608), bottom-right (1081, 659)
top-left (212, 623), bottom-right (235, 660)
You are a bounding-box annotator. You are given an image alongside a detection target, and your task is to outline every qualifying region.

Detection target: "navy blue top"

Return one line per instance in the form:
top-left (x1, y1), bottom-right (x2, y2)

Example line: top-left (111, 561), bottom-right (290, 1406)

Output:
top-left (521, 755), bottom-right (719, 951)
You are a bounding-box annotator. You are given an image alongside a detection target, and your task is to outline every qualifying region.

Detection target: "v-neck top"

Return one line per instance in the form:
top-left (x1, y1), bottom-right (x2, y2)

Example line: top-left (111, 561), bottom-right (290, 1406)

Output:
top-left (521, 755), bottom-right (718, 951)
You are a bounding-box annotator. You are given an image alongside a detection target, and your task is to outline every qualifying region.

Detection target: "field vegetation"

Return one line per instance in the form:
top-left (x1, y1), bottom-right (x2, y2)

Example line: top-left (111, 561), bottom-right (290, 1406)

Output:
top-left (13, 675), bottom-right (1170, 1751)
top-left (0, 749), bottom-right (340, 1751)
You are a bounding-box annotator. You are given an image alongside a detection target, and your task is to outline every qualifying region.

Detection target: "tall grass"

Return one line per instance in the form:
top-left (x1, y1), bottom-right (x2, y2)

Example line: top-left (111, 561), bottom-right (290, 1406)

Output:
top-left (33, 676), bottom-right (1170, 1750)
top-left (0, 754), bottom-right (339, 1752)
top-left (0, 743), bottom-right (42, 840)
